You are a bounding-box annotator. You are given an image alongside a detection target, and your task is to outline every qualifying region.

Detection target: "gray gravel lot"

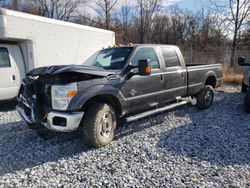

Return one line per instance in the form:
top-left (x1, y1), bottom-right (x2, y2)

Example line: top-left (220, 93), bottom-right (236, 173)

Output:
top-left (0, 85), bottom-right (249, 187)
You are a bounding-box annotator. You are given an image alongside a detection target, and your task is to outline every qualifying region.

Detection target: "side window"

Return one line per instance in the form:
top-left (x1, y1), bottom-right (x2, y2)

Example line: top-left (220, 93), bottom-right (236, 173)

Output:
top-left (161, 48), bottom-right (180, 68)
top-left (0, 48), bottom-right (11, 68)
top-left (132, 47), bottom-right (160, 69)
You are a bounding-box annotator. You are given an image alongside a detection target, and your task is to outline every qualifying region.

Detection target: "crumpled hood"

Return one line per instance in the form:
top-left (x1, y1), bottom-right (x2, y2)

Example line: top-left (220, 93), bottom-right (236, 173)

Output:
top-left (27, 64), bottom-right (116, 77)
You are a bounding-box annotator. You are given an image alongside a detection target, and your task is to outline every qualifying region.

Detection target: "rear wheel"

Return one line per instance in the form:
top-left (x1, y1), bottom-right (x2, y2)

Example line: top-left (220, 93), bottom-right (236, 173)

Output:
top-left (196, 85), bottom-right (214, 110)
top-left (244, 90), bottom-right (250, 113)
top-left (83, 103), bottom-right (116, 147)
top-left (241, 79), bottom-right (248, 93)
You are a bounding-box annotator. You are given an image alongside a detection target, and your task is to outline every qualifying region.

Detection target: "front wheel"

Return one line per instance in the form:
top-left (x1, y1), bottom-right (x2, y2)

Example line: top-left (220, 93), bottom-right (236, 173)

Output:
top-left (83, 103), bottom-right (117, 147)
top-left (196, 85), bottom-right (214, 110)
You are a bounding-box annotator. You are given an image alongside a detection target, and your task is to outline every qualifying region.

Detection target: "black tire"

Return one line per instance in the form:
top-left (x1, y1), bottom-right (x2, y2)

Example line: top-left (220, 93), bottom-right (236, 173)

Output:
top-left (241, 79), bottom-right (248, 93)
top-left (83, 103), bottom-right (117, 147)
top-left (196, 85), bottom-right (214, 110)
top-left (244, 90), bottom-right (250, 113)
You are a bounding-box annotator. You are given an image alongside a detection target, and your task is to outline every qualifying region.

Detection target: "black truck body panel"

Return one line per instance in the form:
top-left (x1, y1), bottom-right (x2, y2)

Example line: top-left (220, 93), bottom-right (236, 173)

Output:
top-left (27, 64), bottom-right (116, 77)
top-left (186, 64), bottom-right (222, 96)
top-left (18, 45), bottom-right (223, 124)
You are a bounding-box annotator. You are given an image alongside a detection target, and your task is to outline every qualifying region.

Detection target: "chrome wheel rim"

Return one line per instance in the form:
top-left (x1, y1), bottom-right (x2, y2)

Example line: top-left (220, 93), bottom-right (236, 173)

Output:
top-left (205, 90), bottom-right (213, 105)
top-left (100, 112), bottom-right (113, 139)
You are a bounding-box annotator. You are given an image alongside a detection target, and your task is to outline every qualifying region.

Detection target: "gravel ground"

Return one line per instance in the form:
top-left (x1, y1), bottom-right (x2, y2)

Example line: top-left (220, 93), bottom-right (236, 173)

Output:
top-left (0, 85), bottom-right (249, 187)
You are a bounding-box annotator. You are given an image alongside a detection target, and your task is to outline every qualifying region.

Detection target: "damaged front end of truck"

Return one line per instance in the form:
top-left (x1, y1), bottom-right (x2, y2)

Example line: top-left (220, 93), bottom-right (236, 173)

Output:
top-left (17, 65), bottom-right (113, 132)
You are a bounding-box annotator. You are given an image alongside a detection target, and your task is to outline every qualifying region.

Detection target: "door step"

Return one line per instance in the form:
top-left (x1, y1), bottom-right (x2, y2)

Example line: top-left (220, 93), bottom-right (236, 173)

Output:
top-left (125, 100), bottom-right (187, 123)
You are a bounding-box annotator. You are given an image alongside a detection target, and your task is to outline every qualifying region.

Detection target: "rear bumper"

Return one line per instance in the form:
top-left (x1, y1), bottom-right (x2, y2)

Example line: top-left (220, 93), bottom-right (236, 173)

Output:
top-left (17, 105), bottom-right (84, 132)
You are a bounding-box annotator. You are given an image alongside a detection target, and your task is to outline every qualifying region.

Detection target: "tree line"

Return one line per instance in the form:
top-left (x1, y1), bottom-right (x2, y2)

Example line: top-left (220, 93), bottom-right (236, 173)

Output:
top-left (0, 0), bottom-right (249, 68)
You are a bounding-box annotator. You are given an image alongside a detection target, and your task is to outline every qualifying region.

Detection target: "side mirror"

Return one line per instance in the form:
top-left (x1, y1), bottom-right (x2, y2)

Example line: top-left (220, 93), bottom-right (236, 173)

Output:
top-left (138, 59), bottom-right (151, 76)
top-left (238, 57), bottom-right (250, 66)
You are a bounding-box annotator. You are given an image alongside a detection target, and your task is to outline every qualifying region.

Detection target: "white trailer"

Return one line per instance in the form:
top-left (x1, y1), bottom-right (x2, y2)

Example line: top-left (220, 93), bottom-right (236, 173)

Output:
top-left (0, 8), bottom-right (115, 101)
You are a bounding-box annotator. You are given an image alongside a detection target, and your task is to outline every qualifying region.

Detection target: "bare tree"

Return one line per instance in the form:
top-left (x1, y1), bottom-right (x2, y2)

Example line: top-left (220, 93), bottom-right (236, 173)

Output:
top-left (136, 0), bottom-right (161, 43)
top-left (167, 6), bottom-right (195, 44)
top-left (239, 19), bottom-right (250, 48)
top-left (206, 0), bottom-right (250, 67)
top-left (88, 0), bottom-right (119, 29)
top-left (114, 2), bottom-right (135, 43)
top-left (11, 0), bottom-right (18, 10)
top-left (28, 0), bottom-right (82, 21)
top-left (210, 13), bottom-right (230, 41)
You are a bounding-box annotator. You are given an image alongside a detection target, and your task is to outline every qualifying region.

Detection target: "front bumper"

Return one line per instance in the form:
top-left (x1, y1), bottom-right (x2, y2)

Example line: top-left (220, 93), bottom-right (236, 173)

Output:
top-left (17, 106), bottom-right (35, 124)
top-left (42, 111), bottom-right (84, 132)
top-left (17, 106), bottom-right (84, 132)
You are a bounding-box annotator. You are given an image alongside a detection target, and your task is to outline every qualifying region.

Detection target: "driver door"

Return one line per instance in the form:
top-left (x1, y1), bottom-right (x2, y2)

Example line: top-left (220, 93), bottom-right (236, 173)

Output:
top-left (122, 47), bottom-right (164, 114)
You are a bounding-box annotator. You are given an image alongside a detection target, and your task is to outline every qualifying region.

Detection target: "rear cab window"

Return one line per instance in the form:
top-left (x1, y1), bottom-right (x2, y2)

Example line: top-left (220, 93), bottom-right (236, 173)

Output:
top-left (0, 48), bottom-right (11, 68)
top-left (161, 47), bottom-right (180, 68)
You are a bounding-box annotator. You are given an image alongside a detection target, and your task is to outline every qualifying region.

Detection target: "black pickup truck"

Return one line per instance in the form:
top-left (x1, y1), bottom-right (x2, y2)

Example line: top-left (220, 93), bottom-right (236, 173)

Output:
top-left (17, 44), bottom-right (223, 147)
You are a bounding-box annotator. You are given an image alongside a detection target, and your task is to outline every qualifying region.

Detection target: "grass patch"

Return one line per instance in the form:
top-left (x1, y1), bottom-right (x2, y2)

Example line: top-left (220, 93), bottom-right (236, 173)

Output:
top-left (223, 66), bottom-right (243, 85)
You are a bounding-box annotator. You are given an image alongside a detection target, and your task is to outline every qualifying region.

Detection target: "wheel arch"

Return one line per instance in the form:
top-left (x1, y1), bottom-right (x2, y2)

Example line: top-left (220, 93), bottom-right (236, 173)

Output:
top-left (81, 94), bottom-right (122, 117)
top-left (68, 85), bottom-right (124, 117)
top-left (204, 71), bottom-right (217, 88)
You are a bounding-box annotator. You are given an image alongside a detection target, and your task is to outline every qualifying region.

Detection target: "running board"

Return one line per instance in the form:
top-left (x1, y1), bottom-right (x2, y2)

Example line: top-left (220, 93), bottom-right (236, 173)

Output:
top-left (125, 101), bottom-right (187, 123)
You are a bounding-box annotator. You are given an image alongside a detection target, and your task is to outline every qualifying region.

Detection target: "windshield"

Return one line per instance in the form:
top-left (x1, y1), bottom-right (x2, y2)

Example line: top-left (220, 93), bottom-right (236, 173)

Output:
top-left (83, 47), bottom-right (133, 70)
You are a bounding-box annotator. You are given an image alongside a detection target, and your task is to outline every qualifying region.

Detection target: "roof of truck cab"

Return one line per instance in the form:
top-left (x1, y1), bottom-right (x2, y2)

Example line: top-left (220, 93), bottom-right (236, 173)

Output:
top-left (105, 44), bottom-right (179, 49)
top-left (131, 44), bottom-right (179, 48)
top-left (0, 8), bottom-right (114, 35)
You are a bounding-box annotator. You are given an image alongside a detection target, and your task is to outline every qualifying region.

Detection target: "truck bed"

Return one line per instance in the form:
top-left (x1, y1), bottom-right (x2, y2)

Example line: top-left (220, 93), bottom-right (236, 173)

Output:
top-left (186, 64), bottom-right (223, 96)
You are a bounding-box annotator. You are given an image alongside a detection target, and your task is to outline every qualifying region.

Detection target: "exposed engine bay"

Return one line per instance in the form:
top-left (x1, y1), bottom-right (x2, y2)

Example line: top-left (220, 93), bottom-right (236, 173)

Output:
top-left (18, 65), bottom-right (112, 124)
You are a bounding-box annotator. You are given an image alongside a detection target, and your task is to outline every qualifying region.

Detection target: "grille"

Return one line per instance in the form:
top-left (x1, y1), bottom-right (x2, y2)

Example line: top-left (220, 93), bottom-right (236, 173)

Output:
top-left (22, 83), bottom-right (35, 99)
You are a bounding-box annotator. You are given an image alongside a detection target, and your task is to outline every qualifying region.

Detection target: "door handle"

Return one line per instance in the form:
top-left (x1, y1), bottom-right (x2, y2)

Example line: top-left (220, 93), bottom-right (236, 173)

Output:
top-left (160, 75), bottom-right (164, 83)
top-left (12, 75), bottom-right (16, 81)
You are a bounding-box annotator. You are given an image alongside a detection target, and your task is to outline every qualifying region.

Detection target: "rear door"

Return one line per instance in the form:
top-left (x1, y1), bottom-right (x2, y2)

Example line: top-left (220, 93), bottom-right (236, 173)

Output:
top-left (0, 47), bottom-right (18, 100)
top-left (159, 47), bottom-right (187, 103)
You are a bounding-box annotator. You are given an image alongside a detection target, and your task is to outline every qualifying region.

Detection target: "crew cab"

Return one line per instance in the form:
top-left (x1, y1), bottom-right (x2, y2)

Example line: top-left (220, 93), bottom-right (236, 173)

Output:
top-left (17, 45), bottom-right (223, 147)
top-left (238, 57), bottom-right (250, 112)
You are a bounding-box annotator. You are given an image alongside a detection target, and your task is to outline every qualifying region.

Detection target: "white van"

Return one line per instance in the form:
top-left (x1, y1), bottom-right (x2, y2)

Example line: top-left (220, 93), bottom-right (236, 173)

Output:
top-left (0, 8), bottom-right (115, 101)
